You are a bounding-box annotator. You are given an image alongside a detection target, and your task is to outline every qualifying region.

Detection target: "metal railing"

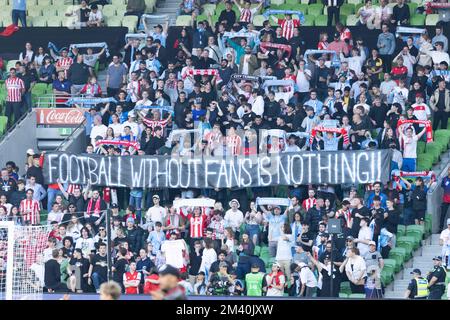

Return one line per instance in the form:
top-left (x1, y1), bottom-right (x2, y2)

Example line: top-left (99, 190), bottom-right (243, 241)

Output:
top-left (0, 108), bottom-right (34, 144)
top-left (35, 93), bottom-right (89, 108)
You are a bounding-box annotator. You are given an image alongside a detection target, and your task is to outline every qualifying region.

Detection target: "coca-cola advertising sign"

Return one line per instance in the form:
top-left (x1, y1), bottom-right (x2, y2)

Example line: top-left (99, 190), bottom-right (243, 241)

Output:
top-left (36, 108), bottom-right (84, 125)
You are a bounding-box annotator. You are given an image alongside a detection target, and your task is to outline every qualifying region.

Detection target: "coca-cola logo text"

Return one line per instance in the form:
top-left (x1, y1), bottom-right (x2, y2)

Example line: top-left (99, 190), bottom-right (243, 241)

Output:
top-left (37, 108), bottom-right (84, 125)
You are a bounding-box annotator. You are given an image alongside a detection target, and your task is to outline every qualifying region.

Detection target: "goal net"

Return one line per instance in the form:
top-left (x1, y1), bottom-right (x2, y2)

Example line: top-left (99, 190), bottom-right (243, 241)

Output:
top-left (0, 222), bottom-right (50, 300)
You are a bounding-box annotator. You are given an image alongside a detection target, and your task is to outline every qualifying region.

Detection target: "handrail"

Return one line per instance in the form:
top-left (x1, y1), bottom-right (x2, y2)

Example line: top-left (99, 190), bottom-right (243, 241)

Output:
top-left (0, 108), bottom-right (34, 144)
top-left (35, 93), bottom-right (89, 108)
top-left (55, 121), bottom-right (85, 151)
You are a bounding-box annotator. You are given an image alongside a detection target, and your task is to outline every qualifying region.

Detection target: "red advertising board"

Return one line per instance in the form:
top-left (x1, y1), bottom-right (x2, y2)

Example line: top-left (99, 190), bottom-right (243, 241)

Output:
top-left (36, 108), bottom-right (85, 125)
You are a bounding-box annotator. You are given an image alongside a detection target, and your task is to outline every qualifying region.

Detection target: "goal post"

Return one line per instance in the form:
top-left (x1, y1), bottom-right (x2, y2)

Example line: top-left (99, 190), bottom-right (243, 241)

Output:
top-left (0, 222), bottom-right (50, 300)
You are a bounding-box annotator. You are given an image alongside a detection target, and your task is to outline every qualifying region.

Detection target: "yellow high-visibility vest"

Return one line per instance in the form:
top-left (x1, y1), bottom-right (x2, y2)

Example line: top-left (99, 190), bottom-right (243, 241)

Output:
top-left (415, 278), bottom-right (429, 298)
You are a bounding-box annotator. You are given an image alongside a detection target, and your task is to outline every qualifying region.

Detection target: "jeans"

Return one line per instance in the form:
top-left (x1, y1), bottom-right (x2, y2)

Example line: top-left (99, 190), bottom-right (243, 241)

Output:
top-left (47, 188), bottom-right (63, 212)
top-left (432, 110), bottom-right (449, 130)
top-left (327, 6), bottom-right (340, 26)
top-left (23, 92), bottom-right (32, 112)
top-left (12, 9), bottom-right (27, 27)
top-left (5, 101), bottom-right (22, 128)
top-left (91, 272), bottom-right (107, 291)
top-left (268, 241), bottom-right (278, 258)
top-left (129, 195), bottom-right (142, 223)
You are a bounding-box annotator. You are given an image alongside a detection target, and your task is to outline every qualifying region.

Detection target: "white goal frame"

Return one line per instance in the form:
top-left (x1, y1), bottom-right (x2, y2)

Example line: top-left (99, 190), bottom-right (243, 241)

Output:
top-left (0, 221), bottom-right (14, 300)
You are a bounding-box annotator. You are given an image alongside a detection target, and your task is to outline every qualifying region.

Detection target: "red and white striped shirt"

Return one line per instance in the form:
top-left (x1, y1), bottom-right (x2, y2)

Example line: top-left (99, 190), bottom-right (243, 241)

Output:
top-left (279, 19), bottom-right (300, 40)
top-left (411, 103), bottom-right (431, 122)
top-left (340, 28), bottom-right (352, 43)
top-left (188, 214), bottom-right (206, 238)
top-left (20, 199), bottom-right (40, 225)
top-left (5, 77), bottom-right (25, 102)
top-left (56, 57), bottom-right (73, 71)
top-left (240, 8), bottom-right (257, 23)
top-left (226, 135), bottom-right (242, 155)
top-left (335, 208), bottom-right (352, 228)
top-left (302, 198), bottom-right (316, 211)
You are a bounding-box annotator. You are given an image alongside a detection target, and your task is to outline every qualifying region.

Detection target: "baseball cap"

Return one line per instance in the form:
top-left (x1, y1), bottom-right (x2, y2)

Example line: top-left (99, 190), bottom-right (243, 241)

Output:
top-left (26, 148), bottom-right (35, 155)
top-left (126, 217), bottom-right (135, 224)
top-left (272, 262), bottom-right (281, 268)
top-left (410, 268), bottom-right (421, 275)
top-left (154, 24), bottom-right (163, 29)
top-left (251, 263), bottom-right (260, 269)
top-left (346, 236), bottom-right (354, 241)
top-left (432, 256), bottom-right (442, 261)
top-left (152, 194), bottom-right (160, 199)
top-left (158, 264), bottom-right (180, 278)
top-left (415, 92), bottom-right (423, 98)
top-left (273, 205), bottom-right (281, 210)
top-left (369, 240), bottom-right (376, 246)
top-left (170, 229), bottom-right (179, 235)
top-left (219, 262), bottom-right (228, 268)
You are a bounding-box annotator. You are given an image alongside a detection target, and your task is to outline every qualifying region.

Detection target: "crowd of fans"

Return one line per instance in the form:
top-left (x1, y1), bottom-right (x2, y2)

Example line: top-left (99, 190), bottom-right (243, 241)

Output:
top-left (0, 0), bottom-right (449, 299)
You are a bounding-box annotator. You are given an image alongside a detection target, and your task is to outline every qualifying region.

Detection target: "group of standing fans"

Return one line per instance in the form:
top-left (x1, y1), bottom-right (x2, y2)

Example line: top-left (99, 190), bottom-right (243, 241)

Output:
top-left (1, 0), bottom-right (450, 299)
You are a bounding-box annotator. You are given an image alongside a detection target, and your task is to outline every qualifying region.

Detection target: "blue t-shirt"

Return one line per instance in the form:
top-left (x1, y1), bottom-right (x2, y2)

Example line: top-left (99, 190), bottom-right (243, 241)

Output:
top-left (52, 79), bottom-right (72, 93)
top-left (12, 0), bottom-right (26, 11)
top-left (192, 109), bottom-right (206, 121)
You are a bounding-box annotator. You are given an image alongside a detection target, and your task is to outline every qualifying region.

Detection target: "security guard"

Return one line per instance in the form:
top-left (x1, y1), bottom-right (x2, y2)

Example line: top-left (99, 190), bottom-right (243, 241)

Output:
top-left (405, 268), bottom-right (429, 299)
top-left (427, 256), bottom-right (447, 300)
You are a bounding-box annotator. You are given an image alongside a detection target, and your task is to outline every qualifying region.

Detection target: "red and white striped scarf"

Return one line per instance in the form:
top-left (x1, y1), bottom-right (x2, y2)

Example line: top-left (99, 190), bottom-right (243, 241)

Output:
top-left (96, 139), bottom-right (140, 150)
top-left (392, 170), bottom-right (436, 190)
top-left (397, 119), bottom-right (433, 143)
top-left (86, 197), bottom-right (102, 217)
top-left (185, 69), bottom-right (222, 82)
top-left (259, 42), bottom-right (292, 57)
top-left (309, 126), bottom-right (349, 145)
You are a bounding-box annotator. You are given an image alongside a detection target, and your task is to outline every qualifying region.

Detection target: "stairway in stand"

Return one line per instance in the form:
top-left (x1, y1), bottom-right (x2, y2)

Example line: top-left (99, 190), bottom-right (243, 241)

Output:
top-left (384, 234), bottom-right (442, 299)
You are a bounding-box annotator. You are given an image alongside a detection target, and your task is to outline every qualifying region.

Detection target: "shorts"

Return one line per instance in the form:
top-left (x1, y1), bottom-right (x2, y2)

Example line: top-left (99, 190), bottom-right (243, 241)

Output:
top-left (402, 158), bottom-right (416, 172)
top-left (414, 209), bottom-right (426, 221)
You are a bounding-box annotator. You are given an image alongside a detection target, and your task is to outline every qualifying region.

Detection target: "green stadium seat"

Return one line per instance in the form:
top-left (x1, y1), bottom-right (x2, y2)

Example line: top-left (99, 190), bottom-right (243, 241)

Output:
top-left (339, 293), bottom-right (349, 298)
top-left (389, 247), bottom-right (407, 268)
top-left (424, 214), bottom-right (432, 235)
top-left (27, 8), bottom-right (42, 18)
top-left (425, 143), bottom-right (440, 164)
top-left (202, 4), bottom-right (216, 16)
top-left (285, 0), bottom-right (299, 5)
top-left (340, 281), bottom-right (351, 295)
top-left (349, 293), bottom-right (365, 299)
top-left (115, 4), bottom-right (128, 16)
top-left (254, 245), bottom-right (261, 256)
top-left (144, 0), bottom-right (156, 13)
top-left (381, 268), bottom-right (393, 286)
top-left (0, 116), bottom-right (8, 135)
top-left (102, 5), bottom-right (117, 17)
top-left (396, 236), bottom-right (415, 259)
top-left (122, 15), bottom-right (138, 32)
top-left (417, 154), bottom-right (433, 171)
top-left (111, 0), bottom-right (125, 5)
top-left (196, 14), bottom-right (208, 22)
top-left (31, 83), bottom-right (48, 96)
top-left (314, 15), bottom-right (328, 26)
top-left (347, 0), bottom-right (361, 5)
top-left (302, 15), bottom-right (315, 26)
top-left (397, 224), bottom-right (406, 237)
top-left (31, 17), bottom-right (47, 27)
top-left (355, 3), bottom-right (364, 13)
top-left (425, 14), bottom-right (440, 26)
top-left (417, 140), bottom-right (426, 154)
top-left (346, 14), bottom-right (358, 26)
top-left (253, 15), bottom-right (266, 27)
top-left (340, 3), bottom-right (355, 15)
top-left (271, 0), bottom-right (285, 6)
top-left (176, 15), bottom-right (192, 26)
top-left (307, 4), bottom-right (323, 16)
top-left (105, 15), bottom-right (122, 26)
top-left (408, 3), bottom-right (418, 15)
top-left (37, 0), bottom-right (53, 6)
top-left (47, 17), bottom-right (62, 27)
top-left (41, 6), bottom-right (58, 17)
top-left (409, 14), bottom-right (425, 26)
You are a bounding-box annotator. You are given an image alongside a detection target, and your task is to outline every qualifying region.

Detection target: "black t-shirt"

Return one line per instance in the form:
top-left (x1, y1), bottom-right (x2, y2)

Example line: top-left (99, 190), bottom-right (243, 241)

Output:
top-left (427, 266), bottom-right (446, 284)
top-left (437, 90), bottom-right (446, 111)
top-left (44, 259), bottom-right (61, 289)
top-left (0, 178), bottom-right (17, 199)
top-left (113, 258), bottom-right (128, 284)
top-left (79, 8), bottom-right (91, 23)
top-left (407, 278), bottom-right (418, 299)
top-left (320, 266), bottom-right (342, 297)
top-left (351, 206), bottom-right (370, 237)
top-left (68, 195), bottom-right (86, 216)
top-left (300, 230), bottom-right (314, 252)
top-left (91, 253), bottom-right (108, 279)
top-left (67, 62), bottom-right (90, 85)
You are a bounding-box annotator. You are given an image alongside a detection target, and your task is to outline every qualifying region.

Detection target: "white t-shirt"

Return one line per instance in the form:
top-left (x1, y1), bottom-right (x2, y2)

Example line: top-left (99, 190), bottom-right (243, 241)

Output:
top-left (160, 239), bottom-right (186, 268)
top-left (403, 135), bottom-right (418, 159)
top-left (199, 248), bottom-right (217, 274)
top-left (75, 237), bottom-right (95, 257)
top-left (146, 206), bottom-right (167, 224)
top-left (108, 123), bottom-right (123, 138)
top-left (299, 266), bottom-right (318, 288)
top-left (90, 124), bottom-right (107, 144)
top-left (43, 248), bottom-right (54, 262)
top-left (89, 10), bottom-right (103, 22)
top-left (47, 211), bottom-right (62, 224)
top-left (224, 209), bottom-right (244, 231)
top-left (296, 69), bottom-right (311, 93)
top-left (30, 263), bottom-right (45, 287)
top-left (440, 228), bottom-right (450, 246)
top-left (121, 120), bottom-right (139, 137)
top-left (357, 226), bottom-right (373, 257)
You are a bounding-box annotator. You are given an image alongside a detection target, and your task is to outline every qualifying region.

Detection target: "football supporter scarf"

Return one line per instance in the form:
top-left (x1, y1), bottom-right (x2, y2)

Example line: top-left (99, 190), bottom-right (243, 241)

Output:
top-left (395, 26), bottom-right (425, 48)
top-left (309, 126), bottom-right (349, 145)
top-left (427, 70), bottom-right (450, 85)
top-left (185, 69), bottom-right (222, 82)
top-left (125, 33), bottom-right (147, 42)
top-left (0, 24), bottom-right (19, 37)
top-left (426, 2), bottom-right (450, 14)
top-left (288, 131), bottom-right (311, 139)
top-left (262, 129), bottom-right (286, 139)
top-left (140, 14), bottom-right (169, 30)
top-left (304, 49), bottom-right (341, 68)
top-left (95, 140), bottom-right (140, 150)
top-left (86, 197), bottom-right (102, 217)
top-left (223, 31), bottom-right (256, 39)
top-left (391, 170), bottom-right (436, 190)
top-left (256, 197), bottom-right (292, 207)
top-left (173, 198), bottom-right (216, 209)
top-left (48, 41), bottom-right (68, 54)
top-left (65, 97), bottom-right (117, 106)
top-left (259, 42), bottom-right (292, 57)
top-left (262, 10), bottom-right (305, 24)
top-left (397, 119), bottom-right (432, 143)
top-left (261, 79), bottom-right (295, 94)
top-left (166, 128), bottom-right (202, 146)
top-left (134, 104), bottom-right (174, 114)
top-left (69, 42), bottom-right (110, 58)
top-left (231, 74), bottom-right (261, 83)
